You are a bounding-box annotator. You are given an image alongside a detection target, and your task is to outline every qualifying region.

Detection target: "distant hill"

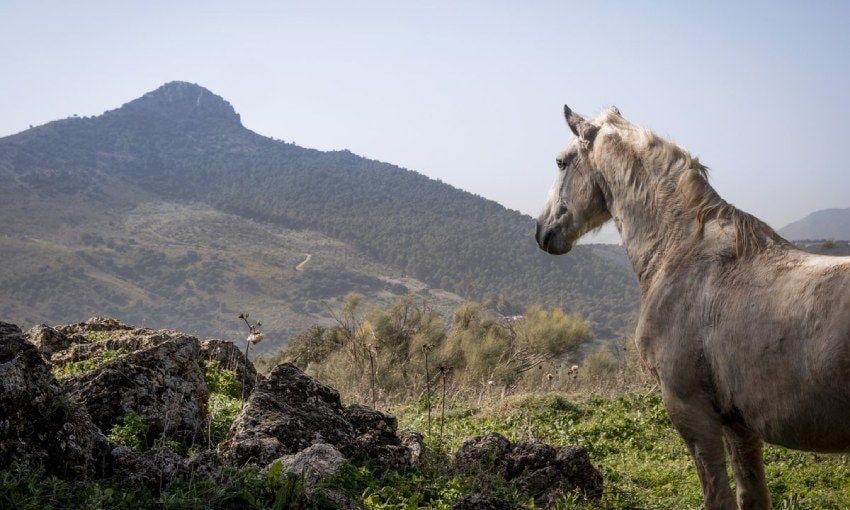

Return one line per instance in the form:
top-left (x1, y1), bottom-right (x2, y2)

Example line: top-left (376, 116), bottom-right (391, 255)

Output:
top-left (791, 239), bottom-right (850, 256)
top-left (0, 82), bottom-right (639, 349)
top-left (779, 208), bottom-right (850, 241)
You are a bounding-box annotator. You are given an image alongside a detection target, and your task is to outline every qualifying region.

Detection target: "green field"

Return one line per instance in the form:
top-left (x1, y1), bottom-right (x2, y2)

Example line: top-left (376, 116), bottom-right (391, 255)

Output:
top-left (395, 392), bottom-right (850, 509)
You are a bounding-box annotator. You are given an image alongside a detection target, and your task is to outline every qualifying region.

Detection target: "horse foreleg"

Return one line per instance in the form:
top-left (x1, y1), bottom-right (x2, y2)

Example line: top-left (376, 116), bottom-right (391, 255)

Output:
top-left (723, 423), bottom-right (770, 510)
top-left (663, 391), bottom-right (737, 509)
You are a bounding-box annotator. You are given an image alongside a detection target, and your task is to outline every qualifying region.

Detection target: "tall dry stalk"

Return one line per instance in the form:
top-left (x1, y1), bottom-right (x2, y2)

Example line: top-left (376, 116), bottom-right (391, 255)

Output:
top-left (438, 364), bottom-right (448, 445)
top-left (422, 343), bottom-right (433, 436)
top-left (368, 346), bottom-right (377, 409)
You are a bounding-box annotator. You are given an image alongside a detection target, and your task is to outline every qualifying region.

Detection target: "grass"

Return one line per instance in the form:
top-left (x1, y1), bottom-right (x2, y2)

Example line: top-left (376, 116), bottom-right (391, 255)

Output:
top-left (2, 391), bottom-right (848, 509)
top-left (51, 348), bottom-right (128, 378)
top-left (0, 462), bottom-right (316, 510)
top-left (392, 391), bottom-right (850, 509)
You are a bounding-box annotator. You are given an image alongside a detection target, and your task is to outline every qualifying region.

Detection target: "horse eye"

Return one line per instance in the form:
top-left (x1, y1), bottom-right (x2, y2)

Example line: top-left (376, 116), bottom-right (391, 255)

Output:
top-left (556, 158), bottom-right (566, 170)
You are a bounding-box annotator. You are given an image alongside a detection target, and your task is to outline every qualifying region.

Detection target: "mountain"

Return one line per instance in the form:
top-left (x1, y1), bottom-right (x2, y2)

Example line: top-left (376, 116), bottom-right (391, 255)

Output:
top-left (0, 82), bottom-right (639, 350)
top-left (779, 208), bottom-right (850, 241)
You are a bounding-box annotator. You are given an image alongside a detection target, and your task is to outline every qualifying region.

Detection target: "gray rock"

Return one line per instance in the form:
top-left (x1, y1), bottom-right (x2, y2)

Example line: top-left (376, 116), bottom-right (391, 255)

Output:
top-left (266, 444), bottom-right (363, 508)
top-left (398, 429), bottom-right (426, 467)
top-left (272, 443), bottom-right (345, 486)
top-left (345, 403), bottom-right (398, 436)
top-left (454, 432), bottom-right (603, 506)
top-left (64, 337), bottom-right (208, 444)
top-left (110, 445), bottom-right (184, 490)
top-left (0, 322), bottom-right (109, 478)
top-left (454, 432), bottom-right (512, 473)
top-left (219, 363), bottom-right (355, 466)
top-left (56, 316), bottom-right (134, 335)
top-left (45, 322), bottom-right (192, 366)
top-left (342, 403), bottom-right (412, 470)
top-left (219, 363), bottom-right (416, 471)
top-left (551, 445), bottom-right (604, 500)
top-left (25, 324), bottom-right (75, 359)
top-left (200, 338), bottom-right (263, 395)
top-left (183, 448), bottom-right (224, 481)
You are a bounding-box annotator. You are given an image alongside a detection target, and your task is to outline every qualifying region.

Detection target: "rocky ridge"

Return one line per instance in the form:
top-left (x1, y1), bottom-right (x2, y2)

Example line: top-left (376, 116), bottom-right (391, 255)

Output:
top-left (1, 316), bottom-right (602, 508)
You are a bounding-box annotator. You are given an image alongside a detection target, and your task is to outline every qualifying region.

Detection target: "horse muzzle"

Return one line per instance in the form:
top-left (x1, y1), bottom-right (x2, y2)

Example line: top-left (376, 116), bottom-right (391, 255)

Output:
top-left (535, 223), bottom-right (572, 255)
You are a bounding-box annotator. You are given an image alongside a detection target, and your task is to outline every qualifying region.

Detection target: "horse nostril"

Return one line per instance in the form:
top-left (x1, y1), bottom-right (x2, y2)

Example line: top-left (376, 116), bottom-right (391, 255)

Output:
top-left (541, 229), bottom-right (554, 249)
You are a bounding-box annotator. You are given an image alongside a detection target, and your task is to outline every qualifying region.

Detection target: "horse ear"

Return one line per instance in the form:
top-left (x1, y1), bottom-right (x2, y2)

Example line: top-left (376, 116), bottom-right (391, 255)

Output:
top-left (564, 105), bottom-right (599, 143)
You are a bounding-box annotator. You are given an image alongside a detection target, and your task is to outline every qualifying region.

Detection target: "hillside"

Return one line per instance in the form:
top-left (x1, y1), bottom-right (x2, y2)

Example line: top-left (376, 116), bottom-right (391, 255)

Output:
top-left (0, 195), bottom-right (465, 355)
top-left (779, 207), bottom-right (850, 241)
top-left (792, 239), bottom-right (850, 256)
top-left (0, 82), bottom-right (639, 348)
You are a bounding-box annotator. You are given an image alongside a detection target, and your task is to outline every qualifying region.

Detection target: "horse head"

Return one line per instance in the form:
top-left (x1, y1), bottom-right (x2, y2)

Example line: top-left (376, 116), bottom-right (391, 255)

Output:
top-left (535, 105), bottom-right (613, 254)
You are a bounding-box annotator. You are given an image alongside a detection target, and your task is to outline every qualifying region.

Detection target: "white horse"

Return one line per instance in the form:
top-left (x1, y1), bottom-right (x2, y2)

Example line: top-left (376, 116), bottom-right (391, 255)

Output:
top-left (535, 105), bottom-right (850, 509)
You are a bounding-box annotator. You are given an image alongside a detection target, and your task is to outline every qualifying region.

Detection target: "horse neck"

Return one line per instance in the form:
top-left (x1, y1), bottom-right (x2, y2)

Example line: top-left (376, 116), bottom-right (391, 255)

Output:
top-left (596, 163), bottom-right (697, 287)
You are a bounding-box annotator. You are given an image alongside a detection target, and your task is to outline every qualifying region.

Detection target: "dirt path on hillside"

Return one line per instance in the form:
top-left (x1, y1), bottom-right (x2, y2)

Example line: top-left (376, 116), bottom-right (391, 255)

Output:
top-left (295, 253), bottom-right (312, 271)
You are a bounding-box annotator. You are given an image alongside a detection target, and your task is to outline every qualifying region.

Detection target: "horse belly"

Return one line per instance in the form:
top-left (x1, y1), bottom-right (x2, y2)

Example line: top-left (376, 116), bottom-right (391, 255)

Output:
top-left (728, 326), bottom-right (850, 452)
top-left (749, 395), bottom-right (850, 452)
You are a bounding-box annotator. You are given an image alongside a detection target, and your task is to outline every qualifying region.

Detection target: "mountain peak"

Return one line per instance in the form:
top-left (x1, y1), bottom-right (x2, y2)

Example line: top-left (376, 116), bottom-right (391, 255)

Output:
top-left (111, 81), bottom-right (242, 126)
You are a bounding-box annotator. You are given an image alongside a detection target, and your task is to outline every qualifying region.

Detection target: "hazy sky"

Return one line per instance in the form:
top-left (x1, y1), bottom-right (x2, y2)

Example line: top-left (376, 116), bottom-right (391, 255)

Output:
top-left (2, 1), bottom-right (848, 242)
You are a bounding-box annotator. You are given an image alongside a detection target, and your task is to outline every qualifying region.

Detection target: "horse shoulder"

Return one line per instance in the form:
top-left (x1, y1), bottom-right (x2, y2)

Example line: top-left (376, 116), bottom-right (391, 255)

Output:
top-left (634, 261), bottom-right (715, 384)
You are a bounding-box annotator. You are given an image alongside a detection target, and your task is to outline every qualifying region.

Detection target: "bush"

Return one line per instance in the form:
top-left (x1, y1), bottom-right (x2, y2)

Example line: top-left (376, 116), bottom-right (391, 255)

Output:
top-left (202, 360), bottom-right (241, 399)
top-left (202, 360), bottom-right (243, 445)
top-left (581, 346), bottom-right (620, 383)
top-left (206, 393), bottom-right (241, 446)
top-left (108, 412), bottom-right (149, 452)
top-left (269, 296), bottom-right (595, 403)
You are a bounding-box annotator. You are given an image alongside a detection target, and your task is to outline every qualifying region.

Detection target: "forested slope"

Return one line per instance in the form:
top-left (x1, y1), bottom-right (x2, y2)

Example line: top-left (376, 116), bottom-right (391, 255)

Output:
top-left (0, 81), bottom-right (639, 337)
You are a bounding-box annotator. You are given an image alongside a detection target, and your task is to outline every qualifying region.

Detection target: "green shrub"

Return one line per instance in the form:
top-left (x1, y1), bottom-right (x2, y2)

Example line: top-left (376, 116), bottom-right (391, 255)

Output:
top-left (202, 360), bottom-right (242, 399)
top-left (0, 461), bottom-right (317, 509)
top-left (107, 412), bottom-right (149, 452)
top-left (202, 360), bottom-right (243, 446)
top-left (206, 393), bottom-right (242, 446)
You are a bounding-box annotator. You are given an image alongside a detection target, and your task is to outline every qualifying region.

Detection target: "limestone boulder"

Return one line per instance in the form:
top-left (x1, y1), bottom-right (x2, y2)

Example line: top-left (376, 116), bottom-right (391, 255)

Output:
top-left (0, 322), bottom-right (109, 478)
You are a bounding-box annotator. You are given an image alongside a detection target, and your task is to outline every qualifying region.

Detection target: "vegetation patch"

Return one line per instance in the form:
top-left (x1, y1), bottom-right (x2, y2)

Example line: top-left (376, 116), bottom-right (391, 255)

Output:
top-left (391, 392), bottom-right (850, 509)
top-left (202, 360), bottom-right (243, 446)
top-left (51, 349), bottom-right (128, 379)
top-left (83, 330), bottom-right (126, 342)
top-left (0, 462), bottom-right (316, 510)
top-left (107, 411), bottom-right (149, 452)
top-left (264, 295), bottom-right (595, 404)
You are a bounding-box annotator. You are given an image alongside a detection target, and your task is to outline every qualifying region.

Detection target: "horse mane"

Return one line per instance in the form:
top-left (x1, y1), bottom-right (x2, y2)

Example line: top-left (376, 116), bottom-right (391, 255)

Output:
top-left (595, 108), bottom-right (785, 257)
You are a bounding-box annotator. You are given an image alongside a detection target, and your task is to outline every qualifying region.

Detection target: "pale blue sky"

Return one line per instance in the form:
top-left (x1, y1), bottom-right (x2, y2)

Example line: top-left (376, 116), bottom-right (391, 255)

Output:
top-left (2, 1), bottom-right (848, 241)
